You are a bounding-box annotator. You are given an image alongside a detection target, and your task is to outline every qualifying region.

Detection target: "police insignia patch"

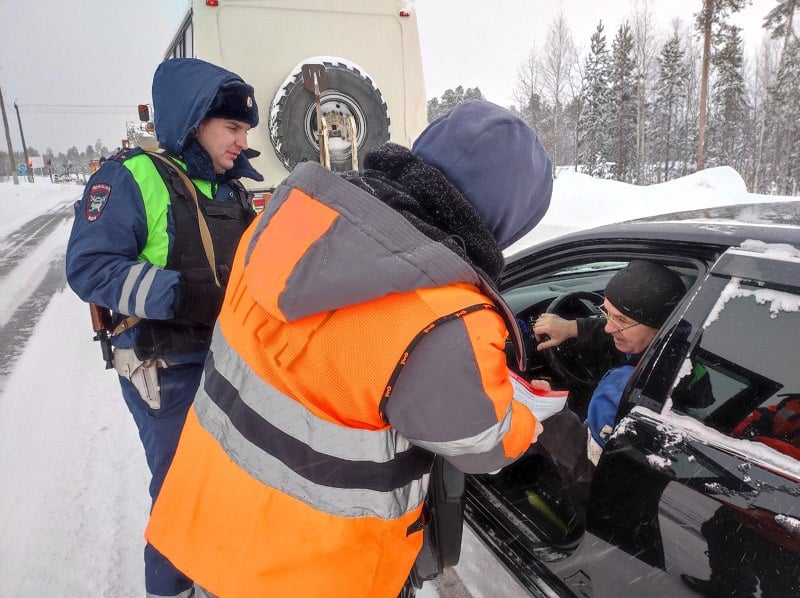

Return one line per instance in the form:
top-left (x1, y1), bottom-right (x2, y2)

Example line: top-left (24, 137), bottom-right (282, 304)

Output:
top-left (85, 183), bottom-right (111, 222)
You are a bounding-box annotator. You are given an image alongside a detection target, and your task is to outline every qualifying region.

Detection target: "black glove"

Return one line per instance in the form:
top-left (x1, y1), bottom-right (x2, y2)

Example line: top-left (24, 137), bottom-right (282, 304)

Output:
top-left (176, 281), bottom-right (226, 326)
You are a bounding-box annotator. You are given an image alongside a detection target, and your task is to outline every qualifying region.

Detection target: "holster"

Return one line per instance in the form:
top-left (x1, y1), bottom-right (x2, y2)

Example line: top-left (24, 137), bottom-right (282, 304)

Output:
top-left (113, 347), bottom-right (167, 410)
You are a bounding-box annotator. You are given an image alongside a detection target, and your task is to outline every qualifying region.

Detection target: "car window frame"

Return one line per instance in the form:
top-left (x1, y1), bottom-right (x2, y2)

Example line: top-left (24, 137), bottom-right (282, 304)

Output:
top-left (623, 247), bottom-right (800, 478)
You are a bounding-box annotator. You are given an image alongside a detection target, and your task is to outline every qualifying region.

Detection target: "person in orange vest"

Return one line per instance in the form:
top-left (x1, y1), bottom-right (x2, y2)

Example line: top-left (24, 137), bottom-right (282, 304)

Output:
top-left (146, 100), bottom-right (554, 597)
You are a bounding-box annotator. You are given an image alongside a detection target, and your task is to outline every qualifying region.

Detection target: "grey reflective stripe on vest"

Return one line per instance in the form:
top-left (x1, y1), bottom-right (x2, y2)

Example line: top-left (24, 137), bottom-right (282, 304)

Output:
top-left (405, 403), bottom-right (513, 457)
top-left (118, 262), bottom-right (146, 314)
top-left (192, 333), bottom-right (429, 519)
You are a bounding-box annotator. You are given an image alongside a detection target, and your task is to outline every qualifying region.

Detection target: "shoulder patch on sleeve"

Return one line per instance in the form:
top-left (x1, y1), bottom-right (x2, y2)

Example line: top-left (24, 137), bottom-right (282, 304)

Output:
top-left (85, 183), bottom-right (111, 222)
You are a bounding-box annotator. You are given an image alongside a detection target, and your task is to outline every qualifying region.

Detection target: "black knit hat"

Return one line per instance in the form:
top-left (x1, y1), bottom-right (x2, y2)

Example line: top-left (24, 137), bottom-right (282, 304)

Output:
top-left (604, 260), bottom-right (686, 329)
top-left (205, 81), bottom-right (259, 127)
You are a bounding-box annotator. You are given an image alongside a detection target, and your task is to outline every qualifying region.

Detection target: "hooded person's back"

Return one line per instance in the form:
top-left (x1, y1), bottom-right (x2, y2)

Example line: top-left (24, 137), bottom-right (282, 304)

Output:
top-left (146, 100), bottom-right (554, 597)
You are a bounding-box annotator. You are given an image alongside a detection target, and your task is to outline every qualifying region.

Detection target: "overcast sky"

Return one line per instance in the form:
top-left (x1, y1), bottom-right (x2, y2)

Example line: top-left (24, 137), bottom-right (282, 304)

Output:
top-left (0, 0), bottom-right (776, 156)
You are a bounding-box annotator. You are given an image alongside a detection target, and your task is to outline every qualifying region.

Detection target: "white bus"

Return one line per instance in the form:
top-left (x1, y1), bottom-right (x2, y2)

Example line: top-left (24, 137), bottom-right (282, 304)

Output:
top-left (164, 0), bottom-right (427, 200)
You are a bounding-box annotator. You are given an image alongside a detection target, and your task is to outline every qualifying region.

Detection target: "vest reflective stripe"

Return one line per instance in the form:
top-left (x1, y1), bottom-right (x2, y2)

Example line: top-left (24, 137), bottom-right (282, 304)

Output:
top-left (409, 401), bottom-right (513, 457)
top-left (146, 167), bottom-right (512, 595)
top-left (193, 343), bottom-right (431, 518)
top-left (184, 282), bottom-right (487, 524)
top-left (148, 408), bottom-right (425, 598)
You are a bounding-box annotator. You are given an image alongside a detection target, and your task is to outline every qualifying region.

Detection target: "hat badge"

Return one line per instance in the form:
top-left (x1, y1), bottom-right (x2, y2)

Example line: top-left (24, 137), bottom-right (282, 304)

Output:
top-left (246, 96), bottom-right (253, 108)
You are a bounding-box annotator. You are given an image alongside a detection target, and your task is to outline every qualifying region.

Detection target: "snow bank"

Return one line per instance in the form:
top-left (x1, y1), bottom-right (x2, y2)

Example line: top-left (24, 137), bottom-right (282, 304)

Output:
top-left (505, 166), bottom-right (794, 255)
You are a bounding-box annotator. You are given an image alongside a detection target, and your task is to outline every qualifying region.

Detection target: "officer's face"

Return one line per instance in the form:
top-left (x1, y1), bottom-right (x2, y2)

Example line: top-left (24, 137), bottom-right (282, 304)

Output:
top-left (196, 118), bottom-right (251, 174)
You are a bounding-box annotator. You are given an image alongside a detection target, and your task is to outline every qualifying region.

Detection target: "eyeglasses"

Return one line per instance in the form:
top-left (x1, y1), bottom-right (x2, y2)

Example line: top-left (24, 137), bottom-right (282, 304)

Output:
top-left (598, 305), bottom-right (641, 332)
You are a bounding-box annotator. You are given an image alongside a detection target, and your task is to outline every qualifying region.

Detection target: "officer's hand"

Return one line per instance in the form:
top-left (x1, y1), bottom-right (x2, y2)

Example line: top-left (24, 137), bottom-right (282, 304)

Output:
top-left (533, 314), bottom-right (578, 351)
top-left (176, 281), bottom-right (226, 326)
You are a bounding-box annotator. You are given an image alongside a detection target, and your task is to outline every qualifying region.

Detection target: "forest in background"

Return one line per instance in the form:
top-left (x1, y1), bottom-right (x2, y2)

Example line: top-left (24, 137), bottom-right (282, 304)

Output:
top-left (427, 0), bottom-right (799, 195)
top-left (2, 1), bottom-right (798, 194)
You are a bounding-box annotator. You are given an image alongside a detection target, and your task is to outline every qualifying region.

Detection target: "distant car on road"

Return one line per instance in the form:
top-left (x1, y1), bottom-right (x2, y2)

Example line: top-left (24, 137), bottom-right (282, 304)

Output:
top-left (452, 201), bottom-right (800, 597)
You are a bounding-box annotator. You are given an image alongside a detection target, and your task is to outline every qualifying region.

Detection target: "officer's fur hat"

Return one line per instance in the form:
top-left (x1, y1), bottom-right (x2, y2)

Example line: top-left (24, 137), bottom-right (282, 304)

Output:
top-left (205, 81), bottom-right (259, 128)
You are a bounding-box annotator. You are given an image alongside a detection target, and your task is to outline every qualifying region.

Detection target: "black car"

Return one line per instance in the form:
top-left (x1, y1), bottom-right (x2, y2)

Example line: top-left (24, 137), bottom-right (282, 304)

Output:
top-left (450, 201), bottom-right (800, 597)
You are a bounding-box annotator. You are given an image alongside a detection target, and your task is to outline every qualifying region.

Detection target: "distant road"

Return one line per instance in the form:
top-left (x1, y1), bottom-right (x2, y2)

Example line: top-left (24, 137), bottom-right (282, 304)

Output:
top-left (0, 200), bottom-right (75, 389)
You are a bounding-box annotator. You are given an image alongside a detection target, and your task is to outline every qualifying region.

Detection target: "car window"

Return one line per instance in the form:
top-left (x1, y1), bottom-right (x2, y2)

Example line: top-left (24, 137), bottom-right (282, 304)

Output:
top-left (671, 277), bottom-right (800, 461)
top-left (486, 256), bottom-right (702, 549)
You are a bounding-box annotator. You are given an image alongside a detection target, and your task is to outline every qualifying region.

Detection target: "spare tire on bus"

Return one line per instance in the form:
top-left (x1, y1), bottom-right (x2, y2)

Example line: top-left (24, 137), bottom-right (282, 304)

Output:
top-left (269, 59), bottom-right (391, 172)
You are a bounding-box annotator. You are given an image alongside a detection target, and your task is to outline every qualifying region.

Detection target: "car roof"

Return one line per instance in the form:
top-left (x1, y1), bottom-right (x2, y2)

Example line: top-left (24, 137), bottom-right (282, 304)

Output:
top-left (513, 201), bottom-right (800, 260)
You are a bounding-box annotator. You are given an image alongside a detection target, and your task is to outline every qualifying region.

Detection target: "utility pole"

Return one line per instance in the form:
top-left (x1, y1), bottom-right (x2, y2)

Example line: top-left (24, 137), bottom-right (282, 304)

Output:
top-left (0, 84), bottom-right (20, 184)
top-left (13, 100), bottom-right (32, 182)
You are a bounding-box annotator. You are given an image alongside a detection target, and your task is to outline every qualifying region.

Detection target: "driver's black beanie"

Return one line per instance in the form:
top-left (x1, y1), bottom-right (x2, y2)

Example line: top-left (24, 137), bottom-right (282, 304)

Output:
top-left (604, 260), bottom-right (686, 329)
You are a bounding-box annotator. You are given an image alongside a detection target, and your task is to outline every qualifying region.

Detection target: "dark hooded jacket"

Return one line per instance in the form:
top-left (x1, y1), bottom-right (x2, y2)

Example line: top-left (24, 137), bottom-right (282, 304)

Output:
top-left (66, 58), bottom-right (259, 362)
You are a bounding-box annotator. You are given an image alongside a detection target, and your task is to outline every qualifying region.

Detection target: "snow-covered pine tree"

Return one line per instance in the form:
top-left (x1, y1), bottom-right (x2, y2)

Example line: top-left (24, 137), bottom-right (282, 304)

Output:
top-left (766, 35), bottom-right (800, 194)
top-left (578, 21), bottom-right (612, 178)
top-left (694, 0), bottom-right (749, 171)
top-left (515, 46), bottom-right (554, 148)
top-left (678, 25), bottom-right (702, 179)
top-left (751, 26), bottom-right (782, 192)
top-left (763, 0), bottom-right (798, 52)
top-left (631, 1), bottom-right (659, 184)
top-left (762, 0), bottom-right (799, 194)
top-left (426, 86), bottom-right (484, 123)
top-left (609, 22), bottom-right (637, 182)
top-left (654, 29), bottom-right (689, 182)
top-left (708, 24), bottom-right (749, 171)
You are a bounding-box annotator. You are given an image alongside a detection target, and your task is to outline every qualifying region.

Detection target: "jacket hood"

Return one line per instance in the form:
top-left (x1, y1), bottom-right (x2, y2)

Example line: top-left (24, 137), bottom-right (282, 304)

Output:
top-left (152, 58), bottom-right (254, 155)
top-left (243, 161), bottom-right (528, 370)
top-left (244, 162), bottom-right (484, 322)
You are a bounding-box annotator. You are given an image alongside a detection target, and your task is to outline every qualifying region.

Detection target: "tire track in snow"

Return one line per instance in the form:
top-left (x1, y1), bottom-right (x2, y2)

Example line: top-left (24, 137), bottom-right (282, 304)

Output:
top-left (0, 201), bottom-right (74, 391)
top-left (0, 201), bottom-right (74, 277)
top-left (0, 257), bottom-right (67, 388)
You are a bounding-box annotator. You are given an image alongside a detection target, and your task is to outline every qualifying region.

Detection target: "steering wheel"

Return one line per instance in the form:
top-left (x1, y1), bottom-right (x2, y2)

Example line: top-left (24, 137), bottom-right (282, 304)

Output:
top-left (542, 291), bottom-right (605, 386)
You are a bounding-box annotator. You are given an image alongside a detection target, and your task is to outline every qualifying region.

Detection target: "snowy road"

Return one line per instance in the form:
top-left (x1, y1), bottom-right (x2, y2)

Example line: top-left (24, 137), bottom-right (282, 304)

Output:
top-left (0, 186), bottom-right (152, 597)
top-left (0, 185), bottom-right (451, 597)
top-left (0, 200), bottom-right (74, 387)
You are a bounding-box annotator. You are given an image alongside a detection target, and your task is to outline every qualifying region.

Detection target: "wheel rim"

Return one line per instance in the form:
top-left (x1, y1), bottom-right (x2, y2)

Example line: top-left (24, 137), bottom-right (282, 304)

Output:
top-left (303, 90), bottom-right (368, 162)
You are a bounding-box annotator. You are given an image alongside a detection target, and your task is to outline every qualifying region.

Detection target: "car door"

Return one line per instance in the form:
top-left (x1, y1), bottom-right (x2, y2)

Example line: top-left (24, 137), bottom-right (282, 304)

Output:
top-left (463, 241), bottom-right (711, 597)
top-left (462, 242), bottom-right (800, 597)
top-left (587, 245), bottom-right (800, 596)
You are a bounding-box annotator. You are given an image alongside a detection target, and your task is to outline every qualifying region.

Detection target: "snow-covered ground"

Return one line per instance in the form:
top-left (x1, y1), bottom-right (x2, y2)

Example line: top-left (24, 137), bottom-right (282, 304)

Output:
top-left (0, 169), bottom-right (794, 597)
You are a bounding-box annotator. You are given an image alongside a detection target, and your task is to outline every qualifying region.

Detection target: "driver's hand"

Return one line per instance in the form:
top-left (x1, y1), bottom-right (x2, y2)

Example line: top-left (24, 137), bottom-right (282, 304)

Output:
top-left (533, 313), bottom-right (578, 350)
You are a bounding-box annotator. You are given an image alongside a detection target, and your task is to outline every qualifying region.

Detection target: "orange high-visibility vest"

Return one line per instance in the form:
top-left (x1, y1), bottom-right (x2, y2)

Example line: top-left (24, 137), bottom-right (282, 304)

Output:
top-left (147, 163), bottom-right (536, 597)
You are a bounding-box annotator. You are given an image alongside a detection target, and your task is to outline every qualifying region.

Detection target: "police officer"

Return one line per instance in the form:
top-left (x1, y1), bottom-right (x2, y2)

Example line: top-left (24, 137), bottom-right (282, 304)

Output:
top-left (66, 57), bottom-right (262, 598)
